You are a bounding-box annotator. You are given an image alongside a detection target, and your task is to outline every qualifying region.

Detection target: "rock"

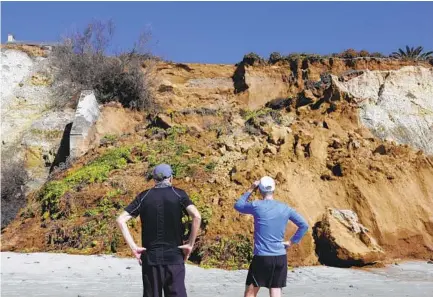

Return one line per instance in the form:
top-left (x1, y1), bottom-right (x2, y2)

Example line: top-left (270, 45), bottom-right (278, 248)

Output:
top-left (239, 140), bottom-right (255, 153)
top-left (330, 138), bottom-right (343, 149)
top-left (24, 146), bottom-right (44, 169)
top-left (333, 66), bottom-right (433, 155)
top-left (296, 105), bottom-right (310, 116)
top-left (373, 144), bottom-right (387, 155)
top-left (280, 114), bottom-right (296, 127)
top-left (297, 89), bottom-right (316, 107)
top-left (220, 136), bottom-right (236, 152)
top-left (314, 208), bottom-right (385, 267)
top-left (151, 114), bottom-right (173, 129)
top-left (263, 144), bottom-right (277, 155)
top-left (265, 98), bottom-right (292, 110)
top-left (275, 172), bottom-right (286, 183)
top-left (266, 125), bottom-right (290, 145)
top-left (320, 174), bottom-right (336, 181)
top-left (70, 91), bottom-right (101, 159)
top-left (350, 140), bottom-right (361, 149)
top-left (331, 163), bottom-right (344, 177)
top-left (309, 135), bottom-right (328, 164)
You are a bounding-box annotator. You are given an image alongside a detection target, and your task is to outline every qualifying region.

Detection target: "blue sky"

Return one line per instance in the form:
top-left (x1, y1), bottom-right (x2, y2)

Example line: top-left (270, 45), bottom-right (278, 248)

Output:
top-left (2, 1), bottom-right (433, 64)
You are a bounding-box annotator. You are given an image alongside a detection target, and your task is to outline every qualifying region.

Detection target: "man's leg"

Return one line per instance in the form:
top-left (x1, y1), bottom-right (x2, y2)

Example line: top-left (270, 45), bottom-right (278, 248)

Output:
top-left (244, 284), bottom-right (260, 297)
top-left (268, 255), bottom-right (286, 297)
top-left (163, 264), bottom-right (187, 297)
top-left (142, 264), bottom-right (163, 297)
top-left (269, 288), bottom-right (282, 297)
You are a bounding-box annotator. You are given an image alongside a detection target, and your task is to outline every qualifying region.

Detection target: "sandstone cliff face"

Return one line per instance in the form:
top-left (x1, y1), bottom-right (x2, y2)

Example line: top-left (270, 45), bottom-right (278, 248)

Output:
top-left (333, 66), bottom-right (433, 155)
top-left (2, 53), bottom-right (433, 268)
top-left (1, 48), bottom-right (74, 189)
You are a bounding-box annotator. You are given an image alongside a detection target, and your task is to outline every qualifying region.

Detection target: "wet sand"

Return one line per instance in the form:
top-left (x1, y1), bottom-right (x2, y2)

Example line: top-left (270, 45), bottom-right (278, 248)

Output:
top-left (1, 252), bottom-right (432, 297)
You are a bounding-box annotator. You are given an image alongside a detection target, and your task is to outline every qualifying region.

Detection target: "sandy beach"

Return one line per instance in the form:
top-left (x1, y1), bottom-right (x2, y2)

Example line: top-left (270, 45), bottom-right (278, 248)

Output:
top-left (1, 252), bottom-right (432, 297)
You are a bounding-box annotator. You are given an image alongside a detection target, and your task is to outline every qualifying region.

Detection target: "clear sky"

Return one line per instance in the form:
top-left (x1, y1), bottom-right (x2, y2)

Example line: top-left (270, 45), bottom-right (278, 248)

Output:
top-left (1, 1), bottom-right (433, 64)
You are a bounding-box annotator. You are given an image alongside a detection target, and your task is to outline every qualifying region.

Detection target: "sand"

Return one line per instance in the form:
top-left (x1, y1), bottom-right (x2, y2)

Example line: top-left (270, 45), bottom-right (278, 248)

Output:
top-left (1, 252), bottom-right (432, 297)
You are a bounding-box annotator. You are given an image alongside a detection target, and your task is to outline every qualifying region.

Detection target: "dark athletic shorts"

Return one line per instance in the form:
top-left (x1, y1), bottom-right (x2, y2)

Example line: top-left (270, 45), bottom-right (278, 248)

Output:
top-left (246, 255), bottom-right (288, 288)
top-left (142, 263), bottom-right (187, 297)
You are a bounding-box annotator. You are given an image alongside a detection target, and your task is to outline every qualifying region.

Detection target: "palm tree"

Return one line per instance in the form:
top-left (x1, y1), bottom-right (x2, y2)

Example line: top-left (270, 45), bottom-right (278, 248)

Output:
top-left (391, 46), bottom-right (433, 61)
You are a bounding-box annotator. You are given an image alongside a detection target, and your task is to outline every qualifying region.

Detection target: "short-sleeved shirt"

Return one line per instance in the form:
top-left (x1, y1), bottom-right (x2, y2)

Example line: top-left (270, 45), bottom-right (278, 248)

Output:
top-left (125, 186), bottom-right (193, 265)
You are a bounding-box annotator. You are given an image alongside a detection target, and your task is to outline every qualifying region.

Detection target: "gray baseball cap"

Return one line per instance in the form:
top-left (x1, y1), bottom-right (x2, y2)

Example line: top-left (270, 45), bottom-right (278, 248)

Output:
top-left (153, 163), bottom-right (173, 180)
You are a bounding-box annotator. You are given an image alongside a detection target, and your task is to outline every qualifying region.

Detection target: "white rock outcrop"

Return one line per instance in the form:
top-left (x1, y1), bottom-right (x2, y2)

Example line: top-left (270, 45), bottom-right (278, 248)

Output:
top-left (1, 49), bottom-right (34, 103)
top-left (333, 66), bottom-right (433, 155)
top-left (1, 49), bottom-right (74, 191)
top-left (70, 91), bottom-right (101, 159)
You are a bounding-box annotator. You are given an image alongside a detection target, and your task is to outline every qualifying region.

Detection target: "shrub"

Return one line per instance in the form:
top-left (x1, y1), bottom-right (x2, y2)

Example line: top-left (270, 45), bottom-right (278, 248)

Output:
top-left (39, 147), bottom-right (131, 219)
top-left (242, 52), bottom-right (266, 66)
top-left (196, 235), bottom-right (254, 269)
top-left (189, 193), bottom-right (212, 227)
top-left (339, 49), bottom-right (358, 59)
top-left (268, 52), bottom-right (283, 64)
top-left (141, 132), bottom-right (199, 180)
top-left (1, 159), bottom-right (28, 228)
top-left (51, 19), bottom-right (157, 111)
top-left (370, 52), bottom-right (385, 58)
top-left (359, 50), bottom-right (370, 57)
top-left (100, 134), bottom-right (118, 146)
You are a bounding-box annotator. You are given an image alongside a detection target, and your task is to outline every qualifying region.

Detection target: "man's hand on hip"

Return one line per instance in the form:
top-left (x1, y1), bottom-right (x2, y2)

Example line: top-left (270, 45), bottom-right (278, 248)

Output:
top-left (132, 247), bottom-right (146, 265)
top-left (178, 243), bottom-right (194, 261)
top-left (283, 240), bottom-right (292, 249)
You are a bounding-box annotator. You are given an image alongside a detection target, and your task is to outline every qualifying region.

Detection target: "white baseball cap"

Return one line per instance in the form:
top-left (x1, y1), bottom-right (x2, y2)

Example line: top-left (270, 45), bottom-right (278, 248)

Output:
top-left (258, 176), bottom-right (275, 192)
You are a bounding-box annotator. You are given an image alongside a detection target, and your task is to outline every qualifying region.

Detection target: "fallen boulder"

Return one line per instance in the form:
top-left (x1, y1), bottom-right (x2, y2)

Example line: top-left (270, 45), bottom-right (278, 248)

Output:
top-left (313, 208), bottom-right (385, 267)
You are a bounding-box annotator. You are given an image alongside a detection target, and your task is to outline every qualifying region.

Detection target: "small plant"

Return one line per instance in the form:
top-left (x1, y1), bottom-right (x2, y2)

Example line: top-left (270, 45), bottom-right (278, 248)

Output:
top-left (285, 52), bottom-right (322, 61)
top-left (101, 134), bottom-right (118, 146)
top-left (166, 126), bottom-right (188, 139)
top-left (205, 161), bottom-right (217, 172)
top-left (30, 129), bottom-right (63, 139)
top-left (241, 108), bottom-right (273, 122)
top-left (241, 108), bottom-right (282, 128)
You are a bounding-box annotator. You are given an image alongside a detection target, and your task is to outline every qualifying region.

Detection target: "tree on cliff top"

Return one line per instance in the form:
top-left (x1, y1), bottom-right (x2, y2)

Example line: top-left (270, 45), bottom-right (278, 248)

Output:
top-left (390, 46), bottom-right (433, 61)
top-left (51, 19), bottom-right (158, 112)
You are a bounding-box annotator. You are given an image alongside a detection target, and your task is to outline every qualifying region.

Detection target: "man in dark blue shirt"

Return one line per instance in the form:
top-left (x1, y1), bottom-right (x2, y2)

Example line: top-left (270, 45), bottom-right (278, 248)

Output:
top-left (117, 164), bottom-right (201, 297)
top-left (235, 176), bottom-right (308, 297)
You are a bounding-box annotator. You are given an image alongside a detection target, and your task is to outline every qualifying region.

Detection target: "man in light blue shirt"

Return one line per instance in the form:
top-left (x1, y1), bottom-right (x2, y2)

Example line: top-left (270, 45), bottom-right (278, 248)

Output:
top-left (234, 176), bottom-right (308, 297)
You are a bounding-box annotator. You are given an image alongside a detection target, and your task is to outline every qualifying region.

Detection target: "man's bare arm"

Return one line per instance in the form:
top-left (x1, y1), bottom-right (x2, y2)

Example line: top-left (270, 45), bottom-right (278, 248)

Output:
top-left (116, 211), bottom-right (145, 264)
top-left (178, 204), bottom-right (201, 260)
